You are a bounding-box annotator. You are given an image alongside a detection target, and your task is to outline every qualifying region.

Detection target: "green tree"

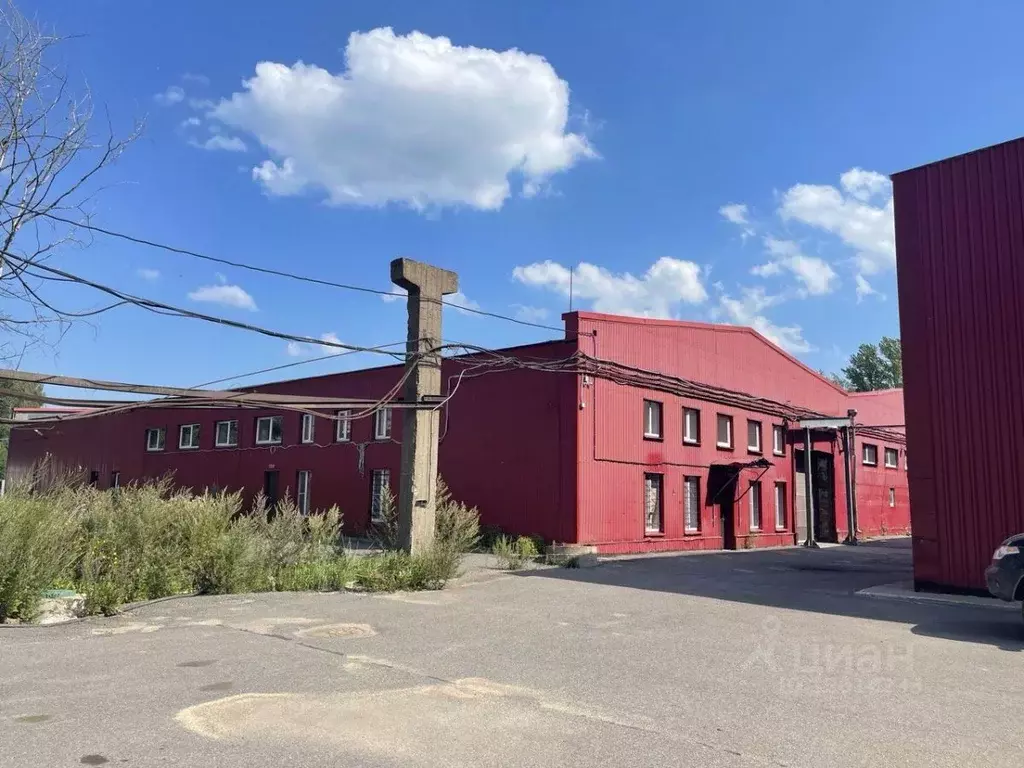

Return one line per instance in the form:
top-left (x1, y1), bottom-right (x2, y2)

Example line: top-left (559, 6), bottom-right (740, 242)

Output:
top-left (0, 377), bottom-right (42, 477)
top-left (839, 336), bottom-right (903, 392)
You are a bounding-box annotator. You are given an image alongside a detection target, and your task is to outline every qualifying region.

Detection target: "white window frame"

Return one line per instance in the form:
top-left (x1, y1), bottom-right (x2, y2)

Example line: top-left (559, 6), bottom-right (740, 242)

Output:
top-left (884, 447), bottom-right (898, 468)
top-left (145, 427), bottom-right (165, 452)
top-left (297, 470), bottom-right (311, 515)
top-left (716, 414), bottom-right (733, 449)
top-left (684, 476), bottom-right (701, 532)
top-left (643, 400), bottom-right (663, 439)
top-left (179, 423), bottom-right (200, 450)
top-left (888, 487), bottom-right (896, 508)
top-left (111, 471), bottom-right (121, 489)
top-left (644, 473), bottom-right (663, 534)
top-left (255, 415), bottom-right (283, 446)
top-left (683, 408), bottom-right (700, 445)
top-left (749, 481), bottom-right (762, 531)
top-left (214, 420), bottom-right (238, 448)
top-left (301, 413), bottom-right (315, 444)
top-left (774, 482), bottom-right (786, 530)
top-left (862, 443), bottom-right (878, 466)
top-left (336, 410), bottom-right (351, 442)
top-left (374, 408), bottom-right (392, 441)
top-left (773, 425), bottom-right (785, 456)
top-left (370, 469), bottom-right (390, 522)
top-left (747, 420), bottom-right (762, 453)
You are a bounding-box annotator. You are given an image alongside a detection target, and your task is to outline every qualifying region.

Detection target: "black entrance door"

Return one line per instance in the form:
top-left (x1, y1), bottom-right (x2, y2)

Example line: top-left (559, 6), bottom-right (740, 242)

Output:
top-left (720, 492), bottom-right (737, 550)
top-left (263, 470), bottom-right (280, 512)
top-left (813, 452), bottom-right (837, 543)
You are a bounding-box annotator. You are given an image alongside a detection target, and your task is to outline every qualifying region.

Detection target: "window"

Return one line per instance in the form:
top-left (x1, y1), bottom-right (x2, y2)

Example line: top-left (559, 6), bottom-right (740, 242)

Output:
top-left (370, 469), bottom-right (391, 522)
top-left (774, 482), bottom-right (787, 530)
top-left (179, 423), bottom-right (200, 450)
top-left (111, 471), bottom-right (121, 489)
top-left (749, 481), bottom-right (762, 531)
top-left (145, 427), bottom-right (165, 452)
top-left (215, 420), bottom-right (238, 448)
top-left (683, 408), bottom-right (700, 445)
top-left (256, 416), bottom-right (283, 445)
top-left (301, 414), bottom-right (315, 444)
top-left (889, 487), bottom-right (896, 508)
top-left (643, 400), bottom-right (663, 439)
top-left (862, 443), bottom-right (878, 466)
top-left (904, 451), bottom-right (908, 471)
top-left (684, 476), bottom-right (701, 532)
top-left (644, 473), bottom-right (663, 534)
top-left (716, 414), bottom-right (733, 448)
top-left (747, 420), bottom-right (762, 453)
top-left (336, 410), bottom-right (351, 442)
top-left (374, 408), bottom-right (392, 440)
top-left (884, 447), bottom-right (898, 468)
top-left (297, 470), bottom-right (311, 515)
top-left (773, 425), bottom-right (785, 456)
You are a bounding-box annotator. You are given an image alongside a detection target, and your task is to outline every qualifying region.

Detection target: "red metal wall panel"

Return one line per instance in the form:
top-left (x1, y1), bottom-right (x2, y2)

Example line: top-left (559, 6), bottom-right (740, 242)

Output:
top-left (894, 136), bottom-right (1024, 591)
top-left (570, 314), bottom-right (909, 553)
top-left (7, 341), bottom-right (577, 543)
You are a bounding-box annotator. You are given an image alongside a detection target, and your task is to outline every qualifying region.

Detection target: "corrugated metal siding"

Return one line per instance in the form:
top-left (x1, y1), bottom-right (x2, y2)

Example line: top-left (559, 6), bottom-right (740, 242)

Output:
top-left (572, 314), bottom-right (909, 553)
top-left (894, 137), bottom-right (1024, 590)
top-left (7, 341), bottom-right (578, 543)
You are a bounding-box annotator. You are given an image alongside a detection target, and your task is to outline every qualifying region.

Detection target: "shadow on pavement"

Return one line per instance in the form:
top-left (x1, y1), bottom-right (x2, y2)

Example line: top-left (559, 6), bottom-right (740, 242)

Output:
top-left (519, 538), bottom-right (1024, 651)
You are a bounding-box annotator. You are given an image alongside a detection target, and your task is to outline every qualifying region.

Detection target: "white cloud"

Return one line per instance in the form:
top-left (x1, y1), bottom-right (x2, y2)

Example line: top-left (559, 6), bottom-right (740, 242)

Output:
top-left (210, 27), bottom-right (595, 211)
top-left (381, 287), bottom-right (407, 303)
top-left (513, 258), bottom-right (707, 318)
top-left (188, 283), bottom-right (258, 311)
top-left (444, 292), bottom-right (480, 315)
top-left (154, 85), bottom-right (185, 106)
top-left (751, 237), bottom-right (838, 296)
top-left (180, 116), bottom-right (202, 129)
top-left (855, 274), bottom-right (880, 302)
top-left (182, 72), bottom-right (210, 86)
top-left (512, 304), bottom-right (550, 323)
top-left (286, 341), bottom-right (306, 357)
top-left (318, 332), bottom-right (344, 355)
top-left (190, 135), bottom-right (248, 152)
top-left (136, 268), bottom-right (160, 281)
top-left (713, 286), bottom-right (812, 354)
top-left (719, 203), bottom-right (755, 239)
top-left (778, 167), bottom-right (894, 277)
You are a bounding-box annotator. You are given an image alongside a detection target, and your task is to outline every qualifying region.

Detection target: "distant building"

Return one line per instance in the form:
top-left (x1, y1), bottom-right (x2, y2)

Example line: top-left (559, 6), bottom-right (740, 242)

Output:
top-left (8, 312), bottom-right (909, 553)
top-left (894, 136), bottom-right (1024, 592)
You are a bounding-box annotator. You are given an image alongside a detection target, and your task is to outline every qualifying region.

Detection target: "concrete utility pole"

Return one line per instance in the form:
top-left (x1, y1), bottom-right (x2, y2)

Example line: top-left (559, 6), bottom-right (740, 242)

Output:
top-left (390, 258), bottom-right (458, 555)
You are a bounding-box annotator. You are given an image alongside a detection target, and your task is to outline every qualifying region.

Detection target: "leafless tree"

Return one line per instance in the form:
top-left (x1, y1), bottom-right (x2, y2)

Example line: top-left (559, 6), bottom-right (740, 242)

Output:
top-left (0, 1), bottom-right (139, 364)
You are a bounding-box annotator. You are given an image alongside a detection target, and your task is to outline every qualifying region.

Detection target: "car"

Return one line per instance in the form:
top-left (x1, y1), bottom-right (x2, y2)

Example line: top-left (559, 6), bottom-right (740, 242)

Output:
top-left (985, 533), bottom-right (1024, 616)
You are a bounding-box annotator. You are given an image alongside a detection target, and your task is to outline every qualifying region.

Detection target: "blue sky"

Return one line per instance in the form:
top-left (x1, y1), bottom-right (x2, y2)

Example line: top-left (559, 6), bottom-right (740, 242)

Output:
top-left (12, 0), bottom-right (1024, 390)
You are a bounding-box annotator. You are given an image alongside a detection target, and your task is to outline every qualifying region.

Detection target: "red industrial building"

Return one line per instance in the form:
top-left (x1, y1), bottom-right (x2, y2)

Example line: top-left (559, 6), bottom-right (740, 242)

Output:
top-left (894, 136), bottom-right (1024, 592)
top-left (8, 312), bottom-right (909, 553)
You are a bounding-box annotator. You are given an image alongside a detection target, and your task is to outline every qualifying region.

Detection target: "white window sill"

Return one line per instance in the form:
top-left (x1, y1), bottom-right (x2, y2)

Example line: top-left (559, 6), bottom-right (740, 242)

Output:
top-left (145, 448), bottom-right (163, 453)
top-left (773, 450), bottom-right (785, 456)
top-left (214, 443), bottom-right (237, 449)
top-left (683, 438), bottom-right (699, 445)
top-left (716, 442), bottom-right (733, 449)
top-left (179, 446), bottom-right (199, 451)
top-left (256, 441), bottom-right (282, 446)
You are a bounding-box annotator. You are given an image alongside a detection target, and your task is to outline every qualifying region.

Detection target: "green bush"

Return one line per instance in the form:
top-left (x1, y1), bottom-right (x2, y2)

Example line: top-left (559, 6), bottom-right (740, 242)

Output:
top-left (0, 473), bottom-right (471, 622)
top-left (491, 535), bottom-right (539, 570)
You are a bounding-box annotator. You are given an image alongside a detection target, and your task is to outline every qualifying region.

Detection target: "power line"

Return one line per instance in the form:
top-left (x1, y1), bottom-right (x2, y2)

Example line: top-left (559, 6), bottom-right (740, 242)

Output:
top-left (2, 253), bottom-right (411, 359)
top-left (30, 208), bottom-right (573, 334)
top-left (192, 340), bottom-right (409, 389)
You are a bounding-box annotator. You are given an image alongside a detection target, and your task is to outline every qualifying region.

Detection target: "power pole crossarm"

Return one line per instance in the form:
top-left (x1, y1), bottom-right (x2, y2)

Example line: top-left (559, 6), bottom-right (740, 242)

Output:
top-left (390, 258), bottom-right (458, 555)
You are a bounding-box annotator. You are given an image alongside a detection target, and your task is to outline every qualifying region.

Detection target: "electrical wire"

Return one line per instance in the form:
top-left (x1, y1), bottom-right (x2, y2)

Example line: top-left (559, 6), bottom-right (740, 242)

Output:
top-left (25, 207), bottom-right (576, 334)
top-left (1, 252), bottom-right (413, 359)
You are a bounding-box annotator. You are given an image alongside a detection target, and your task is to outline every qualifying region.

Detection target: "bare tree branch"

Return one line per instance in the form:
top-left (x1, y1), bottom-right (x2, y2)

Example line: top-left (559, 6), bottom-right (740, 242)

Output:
top-left (0, 1), bottom-right (139, 364)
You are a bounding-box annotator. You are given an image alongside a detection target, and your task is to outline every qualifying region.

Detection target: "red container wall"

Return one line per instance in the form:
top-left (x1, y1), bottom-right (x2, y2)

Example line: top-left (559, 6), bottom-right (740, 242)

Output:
top-left (894, 137), bottom-right (1024, 591)
top-left (7, 341), bottom-right (578, 542)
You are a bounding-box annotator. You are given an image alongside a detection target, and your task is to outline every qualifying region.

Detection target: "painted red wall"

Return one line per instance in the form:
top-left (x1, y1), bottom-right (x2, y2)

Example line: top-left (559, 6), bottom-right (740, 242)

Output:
top-left (568, 313), bottom-right (908, 554)
top-left (894, 136), bottom-right (1024, 591)
top-left (8, 341), bottom-right (577, 542)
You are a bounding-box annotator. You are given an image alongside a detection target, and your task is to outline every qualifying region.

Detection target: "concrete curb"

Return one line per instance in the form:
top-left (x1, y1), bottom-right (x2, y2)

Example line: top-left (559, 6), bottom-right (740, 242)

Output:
top-left (857, 581), bottom-right (1018, 611)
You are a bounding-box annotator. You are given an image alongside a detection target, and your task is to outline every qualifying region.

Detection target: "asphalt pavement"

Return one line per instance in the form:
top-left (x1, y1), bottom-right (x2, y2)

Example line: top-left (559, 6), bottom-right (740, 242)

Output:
top-left (2, 538), bottom-right (1022, 767)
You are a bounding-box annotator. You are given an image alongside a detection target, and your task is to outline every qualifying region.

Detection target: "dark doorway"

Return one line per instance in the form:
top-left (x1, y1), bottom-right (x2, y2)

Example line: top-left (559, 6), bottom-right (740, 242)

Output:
top-left (707, 465), bottom-right (739, 550)
top-left (813, 452), bottom-right (837, 542)
top-left (263, 470), bottom-right (279, 512)
top-left (88, 470), bottom-right (99, 487)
